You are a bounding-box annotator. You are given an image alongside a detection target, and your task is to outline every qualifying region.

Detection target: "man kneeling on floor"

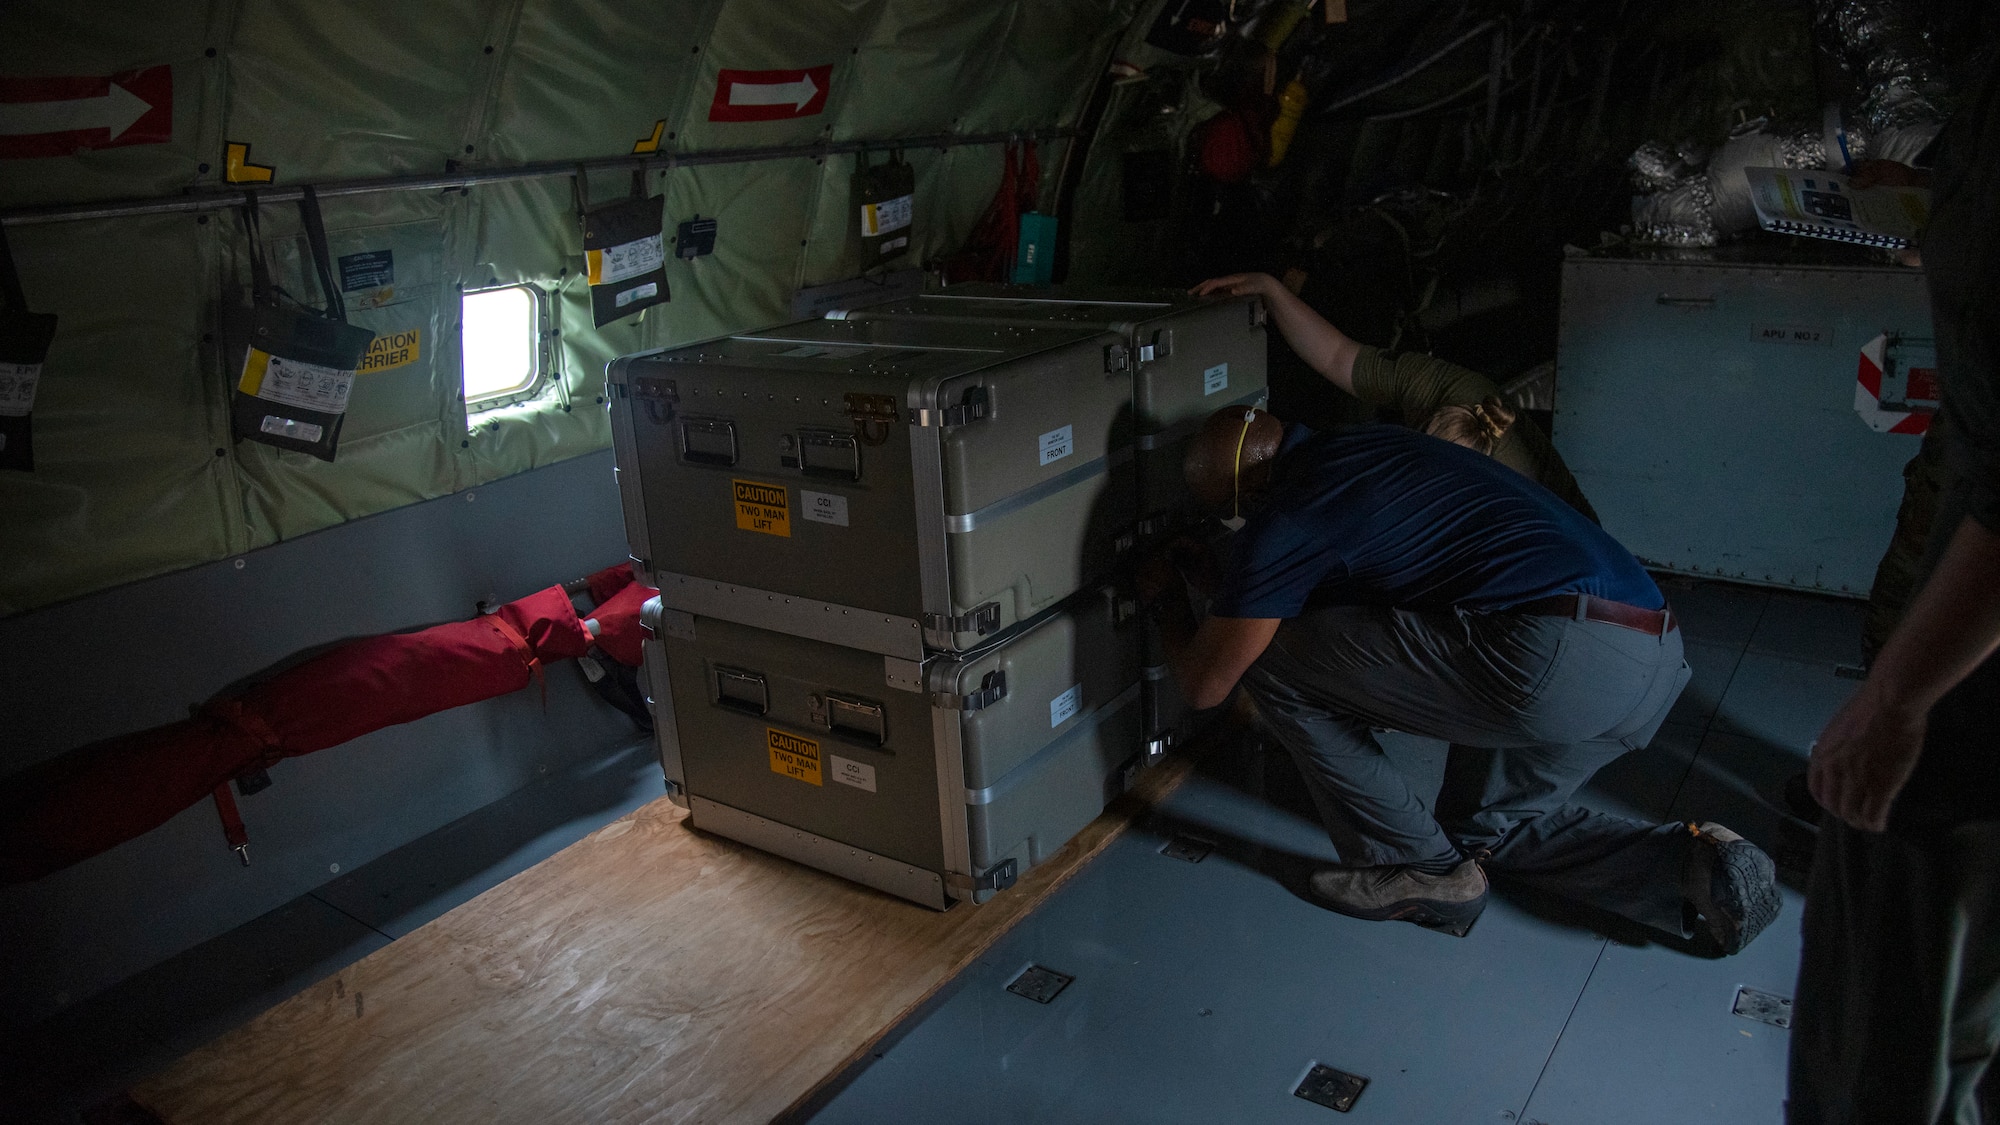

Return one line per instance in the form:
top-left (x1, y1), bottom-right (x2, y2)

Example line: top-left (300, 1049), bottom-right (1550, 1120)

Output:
top-left (1139, 405), bottom-right (1781, 953)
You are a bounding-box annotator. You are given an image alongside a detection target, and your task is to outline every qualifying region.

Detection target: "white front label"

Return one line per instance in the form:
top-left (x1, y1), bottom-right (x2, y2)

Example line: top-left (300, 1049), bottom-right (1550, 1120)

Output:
top-left (596, 233), bottom-right (666, 285)
top-left (829, 755), bottom-right (877, 793)
top-left (861, 194), bottom-right (914, 237)
top-left (0, 361), bottom-right (40, 417)
top-left (260, 414), bottom-right (325, 443)
top-left (801, 490), bottom-right (850, 526)
top-left (614, 281), bottom-right (660, 308)
top-left (1049, 683), bottom-right (1082, 728)
top-left (1203, 362), bottom-right (1230, 395)
top-left (253, 354), bottom-right (355, 414)
top-left (1038, 424), bottom-right (1074, 466)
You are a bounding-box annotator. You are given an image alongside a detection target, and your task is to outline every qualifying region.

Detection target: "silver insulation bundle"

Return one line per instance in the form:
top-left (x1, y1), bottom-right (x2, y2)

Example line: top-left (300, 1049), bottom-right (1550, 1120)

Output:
top-left (1627, 0), bottom-right (1946, 247)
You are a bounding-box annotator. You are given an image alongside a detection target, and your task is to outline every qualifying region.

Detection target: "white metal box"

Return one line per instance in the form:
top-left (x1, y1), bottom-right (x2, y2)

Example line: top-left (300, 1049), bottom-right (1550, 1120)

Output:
top-left (1554, 255), bottom-right (1932, 595)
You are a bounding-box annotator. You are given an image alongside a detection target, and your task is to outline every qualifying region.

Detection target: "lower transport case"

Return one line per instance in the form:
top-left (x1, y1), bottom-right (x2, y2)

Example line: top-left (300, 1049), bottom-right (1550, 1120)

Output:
top-left (643, 588), bottom-right (1144, 907)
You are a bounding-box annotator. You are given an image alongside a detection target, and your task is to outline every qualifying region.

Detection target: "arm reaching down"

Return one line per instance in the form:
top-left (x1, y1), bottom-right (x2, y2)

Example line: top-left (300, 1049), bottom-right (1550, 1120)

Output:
top-left (1138, 550), bottom-right (1280, 710)
top-left (1192, 272), bottom-right (1363, 396)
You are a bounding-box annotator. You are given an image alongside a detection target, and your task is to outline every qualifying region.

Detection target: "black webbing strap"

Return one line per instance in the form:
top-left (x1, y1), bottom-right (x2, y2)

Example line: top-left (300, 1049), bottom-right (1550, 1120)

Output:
top-left (297, 185), bottom-right (346, 323)
top-left (241, 192), bottom-right (275, 306)
top-left (0, 222), bottom-right (27, 313)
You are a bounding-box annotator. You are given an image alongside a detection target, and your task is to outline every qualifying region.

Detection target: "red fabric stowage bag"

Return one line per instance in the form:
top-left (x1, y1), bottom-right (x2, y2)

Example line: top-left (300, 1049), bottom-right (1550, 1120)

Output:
top-left (234, 584), bottom-right (591, 754)
top-left (585, 580), bottom-right (657, 668)
top-left (584, 562), bottom-right (636, 606)
top-left (0, 585), bottom-right (592, 886)
top-left (0, 714), bottom-right (264, 886)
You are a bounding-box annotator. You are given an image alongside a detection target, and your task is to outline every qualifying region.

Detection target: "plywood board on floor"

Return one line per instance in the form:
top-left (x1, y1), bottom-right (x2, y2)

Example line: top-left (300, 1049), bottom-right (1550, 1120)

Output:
top-left (128, 757), bottom-right (1194, 1125)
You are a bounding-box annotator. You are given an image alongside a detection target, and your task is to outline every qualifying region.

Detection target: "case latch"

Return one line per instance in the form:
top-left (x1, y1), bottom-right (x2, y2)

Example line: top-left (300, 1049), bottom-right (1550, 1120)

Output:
top-left (1137, 329), bottom-right (1173, 363)
top-left (935, 669), bottom-right (1007, 712)
top-left (923, 601), bottom-right (1001, 637)
top-left (844, 392), bottom-right (899, 446)
top-left (633, 376), bottom-right (679, 424)
top-left (914, 385), bottom-right (989, 427)
top-left (1143, 732), bottom-right (1174, 766)
top-left (1104, 342), bottom-right (1132, 372)
top-left (945, 858), bottom-right (1018, 893)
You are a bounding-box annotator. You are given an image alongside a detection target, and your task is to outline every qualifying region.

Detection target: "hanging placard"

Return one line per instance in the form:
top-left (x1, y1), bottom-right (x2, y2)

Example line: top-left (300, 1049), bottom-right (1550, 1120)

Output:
top-left (0, 224), bottom-right (59, 473)
top-left (580, 183), bottom-right (669, 328)
top-left (228, 187), bottom-right (376, 462)
top-left (852, 150), bottom-right (916, 271)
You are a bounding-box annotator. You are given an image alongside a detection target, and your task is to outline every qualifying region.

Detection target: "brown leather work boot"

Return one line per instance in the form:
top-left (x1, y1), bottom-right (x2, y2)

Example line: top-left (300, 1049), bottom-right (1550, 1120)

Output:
top-left (1683, 821), bottom-right (1781, 955)
top-left (1307, 858), bottom-right (1487, 930)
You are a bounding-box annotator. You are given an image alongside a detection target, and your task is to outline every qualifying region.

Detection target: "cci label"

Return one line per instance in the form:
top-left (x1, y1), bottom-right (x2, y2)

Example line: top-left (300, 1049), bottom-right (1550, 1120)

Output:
top-left (1203, 363), bottom-right (1230, 395)
top-left (801, 489), bottom-right (850, 527)
top-left (829, 755), bottom-right (877, 792)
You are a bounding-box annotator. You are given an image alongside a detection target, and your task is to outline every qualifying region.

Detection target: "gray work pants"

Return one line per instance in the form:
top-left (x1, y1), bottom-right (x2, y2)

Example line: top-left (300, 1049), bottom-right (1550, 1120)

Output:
top-left (1241, 601), bottom-right (1694, 935)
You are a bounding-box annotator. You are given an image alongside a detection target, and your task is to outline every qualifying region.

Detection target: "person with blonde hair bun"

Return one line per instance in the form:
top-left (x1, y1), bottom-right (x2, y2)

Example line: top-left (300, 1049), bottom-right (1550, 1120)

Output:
top-left (1192, 272), bottom-right (1596, 522)
top-left (1424, 394), bottom-right (1517, 456)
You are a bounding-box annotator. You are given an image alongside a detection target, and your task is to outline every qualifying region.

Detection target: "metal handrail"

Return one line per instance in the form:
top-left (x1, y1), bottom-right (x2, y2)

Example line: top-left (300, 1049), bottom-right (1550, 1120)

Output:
top-left (0, 127), bottom-right (1073, 227)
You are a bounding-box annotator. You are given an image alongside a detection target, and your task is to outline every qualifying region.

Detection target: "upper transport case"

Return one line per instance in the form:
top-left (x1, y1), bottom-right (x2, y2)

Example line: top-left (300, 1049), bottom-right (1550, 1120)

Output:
top-left (826, 285), bottom-right (1269, 521)
top-left (607, 317), bottom-right (1137, 656)
top-left (641, 587), bottom-right (1143, 907)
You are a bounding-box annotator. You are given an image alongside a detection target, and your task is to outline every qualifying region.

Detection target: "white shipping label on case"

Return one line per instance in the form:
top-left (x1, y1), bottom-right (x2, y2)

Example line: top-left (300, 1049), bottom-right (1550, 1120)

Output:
top-left (0, 362), bottom-right (41, 417)
top-left (801, 490), bottom-right (850, 526)
top-left (590, 233), bottom-right (666, 286)
top-left (861, 194), bottom-right (914, 237)
top-left (260, 414), bottom-right (324, 443)
top-left (1049, 683), bottom-right (1082, 728)
top-left (829, 755), bottom-right (877, 793)
top-left (1203, 362), bottom-right (1230, 395)
top-left (248, 352), bottom-right (355, 415)
top-left (1038, 424), bottom-right (1074, 466)
top-left (614, 281), bottom-right (659, 308)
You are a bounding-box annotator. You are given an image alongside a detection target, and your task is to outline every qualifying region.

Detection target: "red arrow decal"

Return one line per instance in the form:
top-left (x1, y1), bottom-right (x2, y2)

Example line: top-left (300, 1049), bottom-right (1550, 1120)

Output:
top-left (0, 65), bottom-right (172, 159)
top-left (708, 65), bottom-right (833, 122)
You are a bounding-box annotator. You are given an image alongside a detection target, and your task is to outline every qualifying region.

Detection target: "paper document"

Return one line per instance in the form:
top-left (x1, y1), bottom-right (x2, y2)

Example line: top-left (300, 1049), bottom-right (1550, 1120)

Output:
top-left (1744, 166), bottom-right (1931, 249)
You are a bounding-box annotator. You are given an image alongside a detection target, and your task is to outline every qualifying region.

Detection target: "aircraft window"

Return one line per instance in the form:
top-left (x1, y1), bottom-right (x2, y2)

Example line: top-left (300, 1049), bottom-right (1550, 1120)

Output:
top-left (461, 284), bottom-right (544, 410)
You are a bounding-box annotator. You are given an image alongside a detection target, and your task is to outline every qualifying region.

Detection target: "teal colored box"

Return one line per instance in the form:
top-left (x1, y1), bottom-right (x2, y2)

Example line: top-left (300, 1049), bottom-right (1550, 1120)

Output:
top-left (1012, 212), bottom-right (1059, 284)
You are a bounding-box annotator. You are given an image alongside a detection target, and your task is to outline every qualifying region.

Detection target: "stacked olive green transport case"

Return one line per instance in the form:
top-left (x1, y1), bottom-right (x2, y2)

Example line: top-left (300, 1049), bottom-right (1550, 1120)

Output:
top-left (607, 289), bottom-right (1266, 907)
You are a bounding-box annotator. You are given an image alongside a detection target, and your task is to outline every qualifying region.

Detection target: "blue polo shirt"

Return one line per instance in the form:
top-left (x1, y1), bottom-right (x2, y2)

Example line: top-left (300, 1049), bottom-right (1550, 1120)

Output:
top-left (1210, 423), bottom-right (1663, 618)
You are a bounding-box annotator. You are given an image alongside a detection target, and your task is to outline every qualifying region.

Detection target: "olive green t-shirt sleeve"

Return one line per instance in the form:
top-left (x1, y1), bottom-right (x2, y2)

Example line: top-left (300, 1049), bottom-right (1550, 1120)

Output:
top-left (1349, 346), bottom-right (1500, 422)
top-left (1350, 345), bottom-right (1601, 523)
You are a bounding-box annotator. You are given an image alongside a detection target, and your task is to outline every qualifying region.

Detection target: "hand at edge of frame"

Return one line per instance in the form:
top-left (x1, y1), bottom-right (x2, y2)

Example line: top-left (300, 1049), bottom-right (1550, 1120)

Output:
top-left (1806, 685), bottom-right (1927, 833)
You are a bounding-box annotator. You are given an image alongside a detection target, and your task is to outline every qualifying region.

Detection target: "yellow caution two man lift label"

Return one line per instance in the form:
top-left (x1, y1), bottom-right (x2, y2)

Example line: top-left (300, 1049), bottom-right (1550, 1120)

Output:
top-left (768, 728), bottom-right (822, 785)
top-left (733, 478), bottom-right (790, 537)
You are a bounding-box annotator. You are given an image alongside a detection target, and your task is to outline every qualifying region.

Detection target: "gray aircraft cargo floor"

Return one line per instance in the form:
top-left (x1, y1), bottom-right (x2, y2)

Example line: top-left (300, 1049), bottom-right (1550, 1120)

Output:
top-left (15, 579), bottom-right (1843, 1124)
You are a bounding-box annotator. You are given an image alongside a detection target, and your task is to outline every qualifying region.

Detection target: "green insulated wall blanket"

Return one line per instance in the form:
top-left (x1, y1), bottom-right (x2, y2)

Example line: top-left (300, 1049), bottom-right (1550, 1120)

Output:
top-left (0, 0), bottom-right (1142, 615)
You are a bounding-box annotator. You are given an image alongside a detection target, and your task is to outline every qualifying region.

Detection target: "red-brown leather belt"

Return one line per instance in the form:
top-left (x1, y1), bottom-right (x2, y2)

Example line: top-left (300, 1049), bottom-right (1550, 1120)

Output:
top-left (1512, 593), bottom-right (1677, 636)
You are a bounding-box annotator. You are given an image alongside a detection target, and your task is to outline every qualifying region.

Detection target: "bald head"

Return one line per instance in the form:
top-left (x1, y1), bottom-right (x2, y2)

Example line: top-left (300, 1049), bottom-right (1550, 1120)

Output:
top-left (1184, 406), bottom-right (1285, 514)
